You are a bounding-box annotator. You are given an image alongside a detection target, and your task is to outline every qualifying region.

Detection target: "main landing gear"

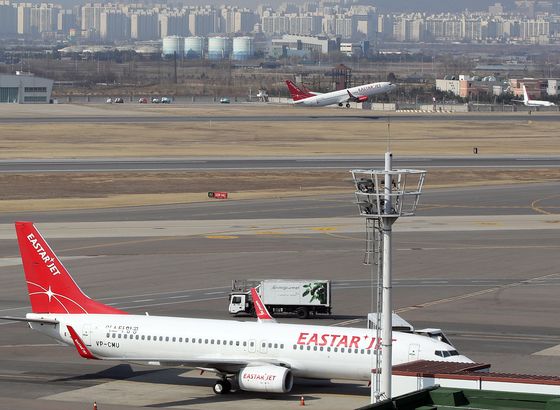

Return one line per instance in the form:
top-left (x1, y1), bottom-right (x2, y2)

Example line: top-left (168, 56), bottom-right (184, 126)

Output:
top-left (346, 103), bottom-right (350, 108)
top-left (213, 378), bottom-right (232, 394)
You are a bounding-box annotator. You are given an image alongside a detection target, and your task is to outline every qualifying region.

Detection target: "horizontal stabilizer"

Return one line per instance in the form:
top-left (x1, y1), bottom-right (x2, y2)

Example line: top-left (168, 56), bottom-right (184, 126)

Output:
top-left (0, 316), bottom-right (59, 325)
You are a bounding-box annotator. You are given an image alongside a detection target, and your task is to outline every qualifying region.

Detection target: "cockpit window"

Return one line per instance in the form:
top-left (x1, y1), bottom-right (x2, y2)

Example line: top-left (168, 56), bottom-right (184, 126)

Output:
top-left (435, 350), bottom-right (459, 358)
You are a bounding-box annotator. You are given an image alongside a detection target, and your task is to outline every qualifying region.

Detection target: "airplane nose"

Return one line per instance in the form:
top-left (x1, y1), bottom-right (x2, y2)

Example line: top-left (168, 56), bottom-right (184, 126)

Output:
top-left (447, 355), bottom-right (474, 363)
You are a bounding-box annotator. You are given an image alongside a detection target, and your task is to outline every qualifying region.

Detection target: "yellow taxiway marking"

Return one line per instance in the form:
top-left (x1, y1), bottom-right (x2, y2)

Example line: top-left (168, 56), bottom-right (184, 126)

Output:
top-left (311, 227), bottom-right (338, 231)
top-left (205, 235), bottom-right (239, 240)
top-left (531, 194), bottom-right (560, 215)
top-left (253, 230), bottom-right (285, 235)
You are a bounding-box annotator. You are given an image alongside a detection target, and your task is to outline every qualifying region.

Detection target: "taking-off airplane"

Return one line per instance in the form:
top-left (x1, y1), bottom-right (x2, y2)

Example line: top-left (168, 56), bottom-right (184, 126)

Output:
top-left (286, 79), bottom-right (396, 107)
top-left (1, 222), bottom-right (472, 395)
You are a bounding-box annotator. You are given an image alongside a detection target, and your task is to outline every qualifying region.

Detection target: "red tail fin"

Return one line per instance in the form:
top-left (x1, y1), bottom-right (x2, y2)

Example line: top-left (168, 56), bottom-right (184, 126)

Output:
top-left (285, 80), bottom-right (314, 101)
top-left (15, 222), bottom-right (127, 315)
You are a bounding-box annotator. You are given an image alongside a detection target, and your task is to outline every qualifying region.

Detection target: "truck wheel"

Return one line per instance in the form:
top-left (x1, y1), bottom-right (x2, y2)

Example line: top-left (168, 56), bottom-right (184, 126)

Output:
top-left (296, 307), bottom-right (309, 319)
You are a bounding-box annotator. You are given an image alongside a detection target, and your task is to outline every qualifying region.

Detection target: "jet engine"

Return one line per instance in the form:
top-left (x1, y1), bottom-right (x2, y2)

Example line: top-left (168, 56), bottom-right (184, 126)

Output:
top-left (237, 365), bottom-right (293, 393)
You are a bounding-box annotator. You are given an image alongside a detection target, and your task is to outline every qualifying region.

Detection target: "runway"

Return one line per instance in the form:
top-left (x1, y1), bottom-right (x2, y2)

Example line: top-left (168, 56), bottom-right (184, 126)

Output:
top-left (2, 156), bottom-right (560, 172)
top-left (0, 113), bottom-right (558, 124)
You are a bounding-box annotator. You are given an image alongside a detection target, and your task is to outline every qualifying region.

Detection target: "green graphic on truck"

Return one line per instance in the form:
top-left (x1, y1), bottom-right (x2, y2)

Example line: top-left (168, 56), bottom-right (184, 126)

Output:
top-left (302, 282), bottom-right (328, 304)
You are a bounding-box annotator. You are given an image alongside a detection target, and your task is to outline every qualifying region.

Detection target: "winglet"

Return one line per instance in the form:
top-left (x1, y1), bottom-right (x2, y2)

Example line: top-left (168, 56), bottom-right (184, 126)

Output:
top-left (251, 288), bottom-right (275, 323)
top-left (67, 325), bottom-right (98, 359)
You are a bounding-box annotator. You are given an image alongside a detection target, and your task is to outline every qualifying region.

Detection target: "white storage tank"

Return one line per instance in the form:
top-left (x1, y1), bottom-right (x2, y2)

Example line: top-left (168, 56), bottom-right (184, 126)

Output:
top-left (232, 36), bottom-right (254, 60)
top-left (184, 36), bottom-right (204, 59)
top-left (162, 35), bottom-right (184, 57)
top-left (207, 36), bottom-right (231, 60)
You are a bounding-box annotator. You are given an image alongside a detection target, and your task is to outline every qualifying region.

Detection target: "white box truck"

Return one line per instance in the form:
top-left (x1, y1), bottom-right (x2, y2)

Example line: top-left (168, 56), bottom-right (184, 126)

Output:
top-left (228, 279), bottom-right (332, 319)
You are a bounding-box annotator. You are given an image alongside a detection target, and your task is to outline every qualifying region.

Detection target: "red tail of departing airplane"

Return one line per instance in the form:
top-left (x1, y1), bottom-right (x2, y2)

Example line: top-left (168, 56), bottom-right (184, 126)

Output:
top-left (285, 80), bottom-right (314, 101)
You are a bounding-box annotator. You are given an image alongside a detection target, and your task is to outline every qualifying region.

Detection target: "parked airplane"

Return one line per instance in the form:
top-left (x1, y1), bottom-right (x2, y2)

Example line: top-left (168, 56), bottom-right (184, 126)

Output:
top-left (1, 222), bottom-right (472, 395)
top-left (286, 80), bottom-right (396, 107)
top-left (521, 84), bottom-right (556, 107)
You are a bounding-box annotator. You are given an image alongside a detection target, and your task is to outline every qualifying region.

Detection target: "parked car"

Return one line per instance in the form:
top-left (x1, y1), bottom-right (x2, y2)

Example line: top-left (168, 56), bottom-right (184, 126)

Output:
top-left (219, 97), bottom-right (230, 104)
top-left (151, 97), bottom-right (161, 104)
top-left (106, 97), bottom-right (113, 104)
top-left (138, 97), bottom-right (148, 104)
top-left (161, 96), bottom-right (172, 104)
top-left (114, 97), bottom-right (124, 103)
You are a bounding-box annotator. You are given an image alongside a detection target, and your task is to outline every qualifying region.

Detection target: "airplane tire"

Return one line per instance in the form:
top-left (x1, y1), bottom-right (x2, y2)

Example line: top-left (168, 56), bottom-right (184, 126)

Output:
top-left (346, 103), bottom-right (350, 108)
top-left (296, 307), bottom-right (309, 319)
top-left (213, 379), bottom-right (231, 394)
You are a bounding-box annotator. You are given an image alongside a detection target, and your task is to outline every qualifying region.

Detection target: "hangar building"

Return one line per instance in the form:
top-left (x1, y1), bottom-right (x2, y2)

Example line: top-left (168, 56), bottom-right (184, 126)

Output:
top-left (0, 73), bottom-right (53, 103)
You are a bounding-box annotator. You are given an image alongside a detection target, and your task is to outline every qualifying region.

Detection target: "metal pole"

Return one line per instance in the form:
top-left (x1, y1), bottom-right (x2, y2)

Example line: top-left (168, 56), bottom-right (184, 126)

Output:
top-left (381, 152), bottom-right (393, 399)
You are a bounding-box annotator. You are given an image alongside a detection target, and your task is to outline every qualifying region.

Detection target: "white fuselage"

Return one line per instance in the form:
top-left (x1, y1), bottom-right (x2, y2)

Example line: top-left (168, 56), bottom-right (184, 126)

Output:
top-left (525, 100), bottom-right (556, 107)
top-left (294, 82), bottom-right (396, 107)
top-left (29, 312), bottom-right (471, 380)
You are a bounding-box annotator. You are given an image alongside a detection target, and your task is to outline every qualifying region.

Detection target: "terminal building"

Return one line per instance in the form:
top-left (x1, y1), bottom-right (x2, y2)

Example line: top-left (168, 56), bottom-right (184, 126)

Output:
top-left (0, 73), bottom-right (53, 103)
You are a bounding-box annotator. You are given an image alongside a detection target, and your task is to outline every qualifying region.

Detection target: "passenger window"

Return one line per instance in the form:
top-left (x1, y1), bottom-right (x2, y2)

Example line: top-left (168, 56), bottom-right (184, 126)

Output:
top-left (141, 335), bottom-right (145, 340)
top-left (147, 336), bottom-right (151, 341)
top-left (179, 337), bottom-right (182, 342)
top-left (211, 339), bottom-right (215, 344)
top-left (106, 333), bottom-right (110, 338)
top-left (136, 335), bottom-right (139, 340)
top-left (334, 348), bottom-right (338, 352)
top-left (229, 341), bottom-right (233, 345)
top-left (250, 342), bottom-right (254, 347)
top-left (361, 349), bottom-right (364, 354)
top-left (198, 339), bottom-right (202, 344)
top-left (268, 343), bottom-right (272, 348)
top-left (243, 341), bottom-right (247, 347)
top-left (313, 346), bottom-right (317, 351)
top-left (165, 337), bottom-right (169, 342)
top-left (293, 345), bottom-right (297, 350)
top-left (192, 338), bottom-right (196, 343)
top-left (320, 347), bottom-right (324, 351)
top-left (281, 344), bottom-right (284, 349)
top-left (341, 348), bottom-right (345, 353)
top-left (236, 341), bottom-right (239, 346)
top-left (112, 334), bottom-right (116, 338)
top-left (172, 337), bottom-right (176, 342)
top-left (217, 340), bottom-right (220, 345)
top-left (159, 336), bottom-right (163, 341)
top-left (300, 345), bottom-right (304, 350)
top-left (327, 347), bottom-right (331, 352)
top-left (307, 346), bottom-right (311, 351)
top-left (274, 343), bottom-right (278, 349)
top-left (118, 334), bottom-right (121, 339)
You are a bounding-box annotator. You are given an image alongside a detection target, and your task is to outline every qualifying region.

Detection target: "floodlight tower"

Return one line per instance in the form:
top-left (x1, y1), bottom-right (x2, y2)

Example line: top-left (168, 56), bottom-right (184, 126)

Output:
top-left (351, 152), bottom-right (426, 403)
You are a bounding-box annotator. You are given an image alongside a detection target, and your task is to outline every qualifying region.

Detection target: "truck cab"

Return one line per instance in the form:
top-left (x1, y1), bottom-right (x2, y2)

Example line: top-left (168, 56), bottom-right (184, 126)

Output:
top-left (229, 293), bottom-right (249, 314)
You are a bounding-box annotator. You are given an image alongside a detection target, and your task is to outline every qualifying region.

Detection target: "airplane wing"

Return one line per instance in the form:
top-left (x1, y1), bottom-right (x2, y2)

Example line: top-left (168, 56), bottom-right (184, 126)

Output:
top-left (346, 90), bottom-right (369, 103)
